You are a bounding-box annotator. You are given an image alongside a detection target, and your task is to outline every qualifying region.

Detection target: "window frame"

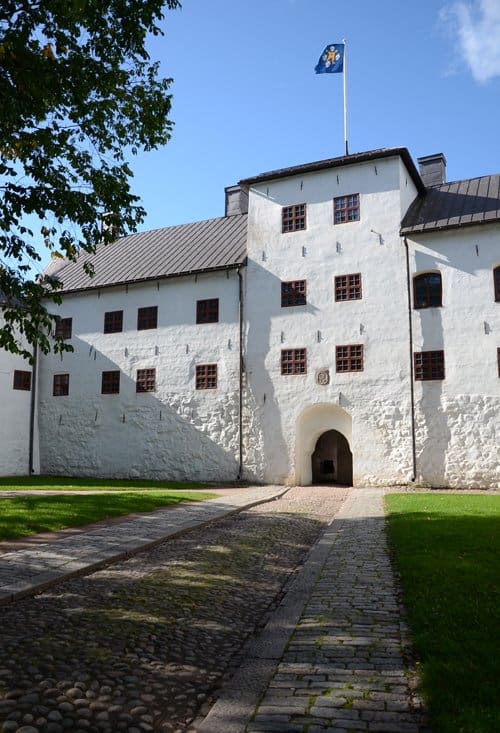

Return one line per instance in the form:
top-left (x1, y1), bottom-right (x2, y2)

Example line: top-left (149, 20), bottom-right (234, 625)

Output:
top-left (281, 348), bottom-right (307, 375)
top-left (334, 273), bottom-right (362, 302)
top-left (101, 370), bottom-right (120, 395)
top-left (414, 350), bottom-right (445, 381)
top-left (196, 363), bottom-right (218, 390)
top-left (494, 266), bottom-right (500, 302)
top-left (137, 306), bottom-right (158, 331)
top-left (136, 368), bottom-right (156, 393)
top-left (282, 203), bottom-right (306, 233)
top-left (196, 298), bottom-right (219, 324)
top-left (104, 310), bottom-right (123, 334)
top-left (54, 317), bottom-right (72, 340)
top-left (281, 280), bottom-right (307, 307)
top-left (335, 344), bottom-right (364, 372)
top-left (53, 373), bottom-right (70, 396)
top-left (333, 193), bottom-right (360, 224)
top-left (413, 272), bottom-right (443, 309)
top-left (13, 370), bottom-right (31, 391)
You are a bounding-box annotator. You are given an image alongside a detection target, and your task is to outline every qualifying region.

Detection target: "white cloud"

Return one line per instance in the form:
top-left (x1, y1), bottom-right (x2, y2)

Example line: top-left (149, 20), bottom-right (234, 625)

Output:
top-left (441, 0), bottom-right (500, 83)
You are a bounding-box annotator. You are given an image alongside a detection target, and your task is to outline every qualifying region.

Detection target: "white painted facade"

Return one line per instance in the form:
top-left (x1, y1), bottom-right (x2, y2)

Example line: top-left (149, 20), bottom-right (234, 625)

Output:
top-left (1, 147), bottom-right (499, 487)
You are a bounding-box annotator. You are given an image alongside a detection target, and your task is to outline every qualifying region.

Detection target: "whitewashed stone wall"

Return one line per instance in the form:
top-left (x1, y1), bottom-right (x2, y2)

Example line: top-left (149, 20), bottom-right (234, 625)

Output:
top-left (38, 271), bottom-right (242, 480)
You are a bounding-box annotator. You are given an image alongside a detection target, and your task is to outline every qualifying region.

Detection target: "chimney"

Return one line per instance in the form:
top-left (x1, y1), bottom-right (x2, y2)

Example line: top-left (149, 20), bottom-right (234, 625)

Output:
top-left (417, 153), bottom-right (447, 187)
top-left (225, 185), bottom-right (248, 217)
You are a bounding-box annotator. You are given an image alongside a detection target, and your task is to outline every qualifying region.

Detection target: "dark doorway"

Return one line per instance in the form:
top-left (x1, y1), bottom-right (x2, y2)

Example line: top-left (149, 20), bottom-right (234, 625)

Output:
top-left (311, 430), bottom-right (353, 485)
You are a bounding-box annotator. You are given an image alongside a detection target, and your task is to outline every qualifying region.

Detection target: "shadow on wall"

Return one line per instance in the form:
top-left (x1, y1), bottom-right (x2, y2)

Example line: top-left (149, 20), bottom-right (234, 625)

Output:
top-left (38, 336), bottom-right (239, 481)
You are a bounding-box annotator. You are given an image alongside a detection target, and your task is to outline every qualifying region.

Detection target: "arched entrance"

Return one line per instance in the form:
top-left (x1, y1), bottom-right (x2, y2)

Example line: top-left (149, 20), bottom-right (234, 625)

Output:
top-left (295, 403), bottom-right (353, 486)
top-left (311, 429), bottom-right (353, 485)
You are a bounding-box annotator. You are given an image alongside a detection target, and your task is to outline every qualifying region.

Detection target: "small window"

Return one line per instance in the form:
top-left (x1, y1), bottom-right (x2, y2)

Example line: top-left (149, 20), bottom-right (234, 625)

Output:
top-left (334, 193), bottom-right (360, 224)
top-left (196, 364), bottom-right (218, 390)
top-left (282, 204), bottom-right (306, 233)
top-left (497, 348), bottom-right (500, 378)
top-left (494, 266), bottom-right (500, 302)
top-left (281, 348), bottom-right (307, 375)
top-left (281, 280), bottom-right (307, 307)
top-left (54, 317), bottom-right (72, 339)
top-left (335, 273), bottom-right (362, 301)
top-left (137, 306), bottom-right (158, 330)
top-left (414, 273), bottom-right (442, 309)
top-left (13, 370), bottom-right (31, 391)
top-left (136, 368), bottom-right (156, 393)
top-left (196, 298), bottom-right (219, 324)
top-left (414, 350), bottom-right (445, 381)
top-left (104, 310), bottom-right (123, 334)
top-left (101, 370), bottom-right (120, 394)
top-left (336, 344), bottom-right (364, 372)
top-left (53, 373), bottom-right (69, 396)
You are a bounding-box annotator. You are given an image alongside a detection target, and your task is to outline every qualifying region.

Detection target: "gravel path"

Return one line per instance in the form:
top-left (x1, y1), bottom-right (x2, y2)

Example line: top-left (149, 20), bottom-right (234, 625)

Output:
top-left (0, 487), bottom-right (348, 733)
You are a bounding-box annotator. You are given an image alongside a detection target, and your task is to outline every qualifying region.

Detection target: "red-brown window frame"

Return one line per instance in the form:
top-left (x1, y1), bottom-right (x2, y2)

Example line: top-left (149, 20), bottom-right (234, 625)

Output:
top-left (13, 370), bottom-right (31, 391)
top-left (282, 204), bottom-right (306, 233)
top-left (196, 298), bottom-right (219, 324)
top-left (104, 310), bottom-right (123, 334)
top-left (101, 370), bottom-right (120, 394)
top-left (281, 348), bottom-right (307, 375)
top-left (54, 317), bottom-right (72, 339)
top-left (196, 364), bottom-right (218, 390)
top-left (136, 368), bottom-right (156, 392)
top-left (281, 280), bottom-right (307, 307)
top-left (335, 273), bottom-right (362, 302)
top-left (494, 266), bottom-right (500, 302)
top-left (137, 306), bottom-right (158, 330)
top-left (334, 193), bottom-right (360, 224)
top-left (53, 373), bottom-right (69, 396)
top-left (336, 344), bottom-right (364, 372)
top-left (414, 350), bottom-right (445, 381)
top-left (413, 272), bottom-right (442, 309)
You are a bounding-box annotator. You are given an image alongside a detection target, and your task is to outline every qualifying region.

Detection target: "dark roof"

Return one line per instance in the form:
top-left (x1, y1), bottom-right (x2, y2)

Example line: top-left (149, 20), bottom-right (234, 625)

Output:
top-left (401, 175), bottom-right (500, 234)
top-left (239, 147), bottom-right (426, 194)
top-left (50, 214), bottom-right (248, 294)
top-left (0, 290), bottom-right (25, 308)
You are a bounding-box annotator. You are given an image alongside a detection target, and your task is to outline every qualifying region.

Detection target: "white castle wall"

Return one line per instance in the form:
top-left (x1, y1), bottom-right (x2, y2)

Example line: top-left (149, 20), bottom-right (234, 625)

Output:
top-left (38, 271), bottom-right (242, 480)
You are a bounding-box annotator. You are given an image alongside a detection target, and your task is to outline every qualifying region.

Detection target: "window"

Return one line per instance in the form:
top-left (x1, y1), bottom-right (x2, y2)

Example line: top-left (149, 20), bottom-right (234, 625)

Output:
top-left (196, 298), bottom-right (219, 324)
top-left (196, 364), bottom-right (218, 390)
top-left (104, 310), bottom-right (123, 334)
top-left (335, 273), bottom-right (362, 301)
top-left (281, 280), bottom-right (307, 307)
top-left (54, 317), bottom-right (72, 339)
top-left (334, 193), bottom-right (360, 224)
top-left (136, 368), bottom-right (156, 392)
top-left (494, 266), bottom-right (500, 302)
top-left (414, 350), bottom-right (445, 381)
top-left (336, 344), bottom-right (364, 372)
top-left (53, 373), bottom-right (69, 396)
top-left (137, 306), bottom-right (158, 330)
top-left (281, 348), bottom-right (307, 375)
top-left (13, 370), bottom-right (31, 391)
top-left (414, 273), bottom-right (442, 309)
top-left (282, 204), bottom-right (306, 233)
top-left (101, 370), bottom-right (120, 394)
top-left (497, 348), bottom-right (500, 378)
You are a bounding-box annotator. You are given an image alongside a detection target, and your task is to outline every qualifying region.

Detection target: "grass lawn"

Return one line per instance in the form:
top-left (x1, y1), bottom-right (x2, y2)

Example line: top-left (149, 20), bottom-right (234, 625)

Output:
top-left (0, 475), bottom-right (213, 491)
top-left (0, 489), bottom-right (216, 541)
top-left (385, 493), bottom-right (500, 733)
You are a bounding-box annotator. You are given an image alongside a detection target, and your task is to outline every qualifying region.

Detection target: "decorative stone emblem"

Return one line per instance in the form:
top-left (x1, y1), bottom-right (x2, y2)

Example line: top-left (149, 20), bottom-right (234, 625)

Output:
top-left (316, 368), bottom-right (330, 386)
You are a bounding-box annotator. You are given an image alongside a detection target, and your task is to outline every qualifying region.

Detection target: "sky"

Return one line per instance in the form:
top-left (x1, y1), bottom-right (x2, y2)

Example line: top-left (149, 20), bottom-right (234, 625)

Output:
top-left (37, 0), bottom-right (500, 267)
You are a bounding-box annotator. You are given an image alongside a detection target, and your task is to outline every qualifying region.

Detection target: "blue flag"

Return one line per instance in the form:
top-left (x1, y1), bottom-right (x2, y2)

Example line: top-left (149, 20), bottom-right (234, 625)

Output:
top-left (315, 43), bottom-right (344, 74)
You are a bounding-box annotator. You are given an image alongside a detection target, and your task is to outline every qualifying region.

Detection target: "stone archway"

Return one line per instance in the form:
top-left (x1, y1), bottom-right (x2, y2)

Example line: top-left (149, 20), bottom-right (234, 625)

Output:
top-left (311, 429), bottom-right (353, 485)
top-left (295, 403), bottom-right (353, 486)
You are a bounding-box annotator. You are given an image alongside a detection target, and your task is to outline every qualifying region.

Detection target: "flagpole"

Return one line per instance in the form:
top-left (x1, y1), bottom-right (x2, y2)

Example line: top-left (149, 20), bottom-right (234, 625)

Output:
top-left (343, 38), bottom-right (348, 156)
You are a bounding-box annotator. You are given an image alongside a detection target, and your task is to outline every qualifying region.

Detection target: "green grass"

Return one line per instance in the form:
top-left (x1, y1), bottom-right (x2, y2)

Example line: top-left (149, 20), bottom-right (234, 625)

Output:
top-left (0, 490), bottom-right (216, 541)
top-left (386, 493), bottom-right (500, 733)
top-left (0, 475), bottom-right (212, 491)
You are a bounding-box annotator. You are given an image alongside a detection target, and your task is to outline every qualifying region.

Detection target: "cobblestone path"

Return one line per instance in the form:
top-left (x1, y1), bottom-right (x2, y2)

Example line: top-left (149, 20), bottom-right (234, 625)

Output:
top-left (0, 487), bottom-right (348, 733)
top-left (247, 488), bottom-right (430, 733)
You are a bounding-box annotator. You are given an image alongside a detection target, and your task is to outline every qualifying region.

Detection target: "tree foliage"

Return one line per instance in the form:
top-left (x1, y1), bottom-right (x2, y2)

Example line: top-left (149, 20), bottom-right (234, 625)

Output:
top-left (0, 0), bottom-right (180, 359)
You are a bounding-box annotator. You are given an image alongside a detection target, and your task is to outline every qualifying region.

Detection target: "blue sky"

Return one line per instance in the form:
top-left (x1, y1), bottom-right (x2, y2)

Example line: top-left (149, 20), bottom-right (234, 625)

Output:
top-left (39, 0), bottom-right (500, 267)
